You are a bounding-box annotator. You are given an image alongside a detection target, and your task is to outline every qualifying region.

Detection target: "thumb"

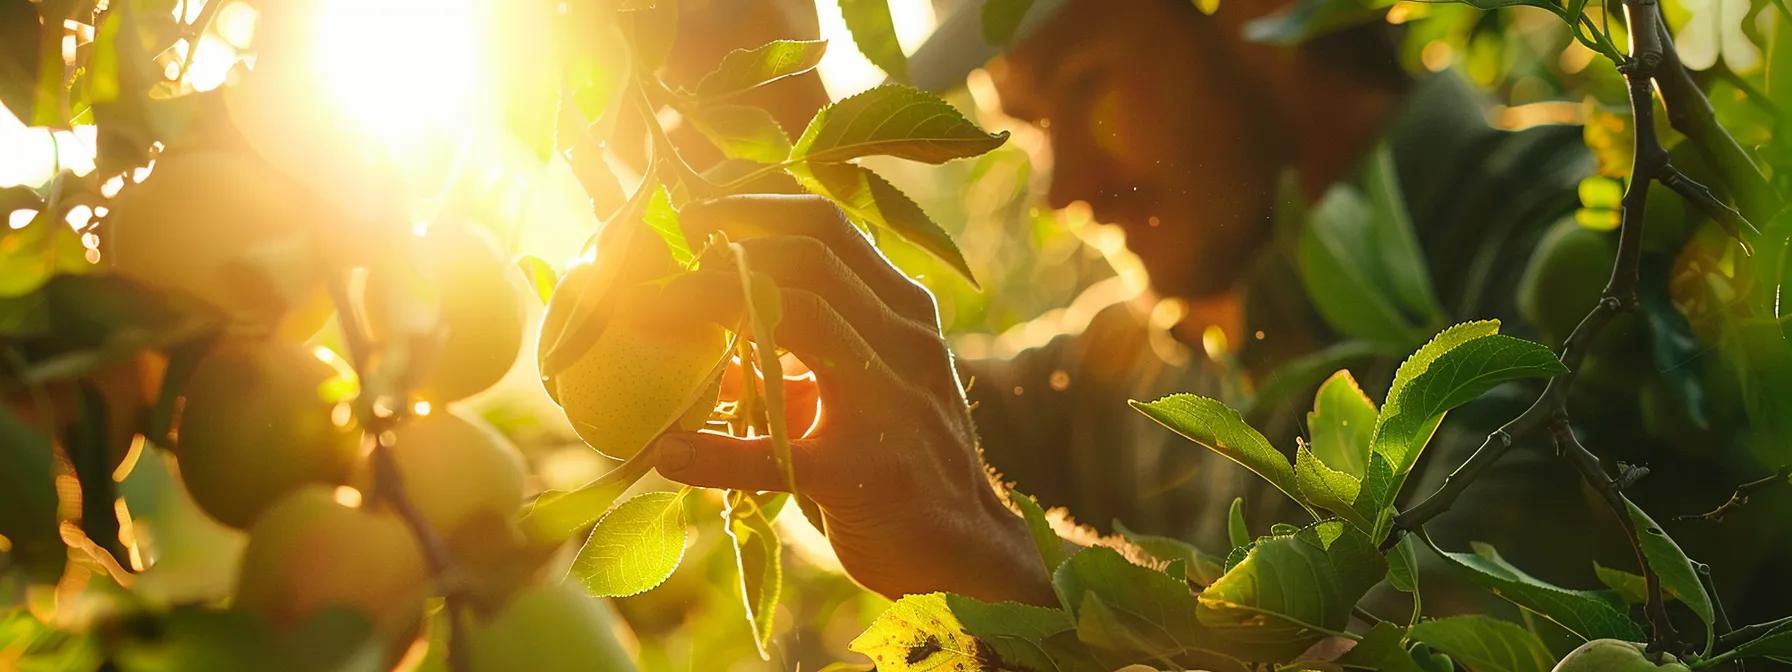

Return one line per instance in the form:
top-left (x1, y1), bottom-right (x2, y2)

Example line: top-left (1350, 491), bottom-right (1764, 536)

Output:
top-left (654, 431), bottom-right (818, 494)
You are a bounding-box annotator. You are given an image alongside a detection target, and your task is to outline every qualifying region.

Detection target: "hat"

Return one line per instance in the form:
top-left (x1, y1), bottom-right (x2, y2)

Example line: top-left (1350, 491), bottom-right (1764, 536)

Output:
top-left (905, 0), bottom-right (1069, 92)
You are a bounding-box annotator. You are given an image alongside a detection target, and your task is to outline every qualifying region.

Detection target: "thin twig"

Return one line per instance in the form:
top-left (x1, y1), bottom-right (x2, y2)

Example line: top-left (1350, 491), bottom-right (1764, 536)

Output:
top-left (1697, 563), bottom-right (1741, 668)
top-left (1549, 419), bottom-right (1677, 645)
top-left (1718, 616), bottom-right (1792, 652)
top-left (1675, 466), bottom-right (1792, 523)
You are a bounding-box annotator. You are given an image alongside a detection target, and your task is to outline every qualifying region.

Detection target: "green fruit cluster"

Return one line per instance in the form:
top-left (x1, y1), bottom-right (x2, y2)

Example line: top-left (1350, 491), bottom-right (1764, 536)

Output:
top-left (110, 141), bottom-right (626, 667)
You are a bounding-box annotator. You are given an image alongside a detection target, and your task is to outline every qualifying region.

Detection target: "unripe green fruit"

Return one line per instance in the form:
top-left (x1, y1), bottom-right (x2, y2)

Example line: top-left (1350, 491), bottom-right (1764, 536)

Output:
top-left (175, 340), bottom-right (359, 529)
top-left (234, 487), bottom-right (429, 653)
top-left (1518, 219), bottom-right (1614, 344)
top-left (106, 151), bottom-right (330, 337)
top-left (1552, 639), bottom-right (1691, 671)
top-left (366, 225), bottom-right (525, 403)
top-left (551, 309), bottom-right (727, 460)
top-left (469, 583), bottom-right (635, 672)
top-left (379, 410), bottom-right (525, 538)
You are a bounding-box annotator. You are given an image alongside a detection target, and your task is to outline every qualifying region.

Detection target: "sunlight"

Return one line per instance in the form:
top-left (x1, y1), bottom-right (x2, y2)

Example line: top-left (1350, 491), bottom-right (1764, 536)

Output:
top-left (307, 0), bottom-right (486, 153)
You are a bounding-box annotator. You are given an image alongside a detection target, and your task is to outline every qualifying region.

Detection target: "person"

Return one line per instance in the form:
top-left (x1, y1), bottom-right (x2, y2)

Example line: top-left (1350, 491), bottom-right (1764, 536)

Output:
top-left (648, 0), bottom-right (1790, 621)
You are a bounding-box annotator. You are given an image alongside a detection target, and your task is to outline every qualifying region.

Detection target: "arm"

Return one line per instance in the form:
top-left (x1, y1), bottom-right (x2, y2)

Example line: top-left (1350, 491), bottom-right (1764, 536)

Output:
top-left (644, 195), bottom-right (1058, 606)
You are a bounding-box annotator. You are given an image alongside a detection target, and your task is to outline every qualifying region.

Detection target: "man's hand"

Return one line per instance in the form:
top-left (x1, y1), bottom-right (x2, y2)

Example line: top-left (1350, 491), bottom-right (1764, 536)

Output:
top-left (645, 194), bottom-right (1057, 606)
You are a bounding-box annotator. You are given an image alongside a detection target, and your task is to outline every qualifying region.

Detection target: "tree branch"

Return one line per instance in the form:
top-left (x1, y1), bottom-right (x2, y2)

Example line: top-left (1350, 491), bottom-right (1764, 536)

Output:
top-left (1675, 465), bottom-right (1792, 523)
top-left (1549, 419), bottom-right (1677, 645)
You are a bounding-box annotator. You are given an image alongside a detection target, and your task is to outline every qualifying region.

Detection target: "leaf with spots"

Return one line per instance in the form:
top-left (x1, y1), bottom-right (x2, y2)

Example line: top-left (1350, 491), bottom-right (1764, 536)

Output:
top-left (1623, 497), bottom-right (1714, 652)
top-left (571, 490), bottom-right (689, 597)
top-left (850, 592), bottom-right (1093, 671)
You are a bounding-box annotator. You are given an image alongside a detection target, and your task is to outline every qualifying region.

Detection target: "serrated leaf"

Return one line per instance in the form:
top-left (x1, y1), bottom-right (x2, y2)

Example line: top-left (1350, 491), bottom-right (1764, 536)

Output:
top-left (1054, 546), bottom-right (1208, 659)
top-left (1013, 491), bottom-right (1065, 574)
top-left (692, 39), bottom-right (829, 99)
top-left (1113, 520), bottom-right (1226, 586)
top-left (522, 474), bottom-right (635, 542)
top-left (981, 0), bottom-right (1034, 45)
top-left (724, 490), bottom-right (783, 659)
top-left (515, 256), bottom-right (559, 305)
top-left (1295, 442), bottom-right (1367, 530)
top-left (1422, 538), bottom-right (1644, 642)
top-left (1623, 497), bottom-right (1715, 651)
top-left (1130, 395), bottom-right (1302, 509)
top-left (570, 490), bottom-right (688, 597)
top-left (837, 0), bottom-right (907, 81)
top-left (644, 186), bottom-right (693, 270)
top-left (1372, 333), bottom-right (1566, 478)
top-left (685, 104), bottom-right (793, 164)
top-left (1196, 522), bottom-right (1385, 658)
top-left (850, 592), bottom-right (1086, 672)
top-left (1409, 616), bottom-right (1554, 672)
top-left (790, 160), bottom-right (976, 284)
top-left (791, 84), bottom-right (1007, 165)
top-left (1309, 369), bottom-right (1377, 477)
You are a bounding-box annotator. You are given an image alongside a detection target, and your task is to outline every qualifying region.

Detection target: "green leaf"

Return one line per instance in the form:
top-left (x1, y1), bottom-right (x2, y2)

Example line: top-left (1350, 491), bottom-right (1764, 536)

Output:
top-left (1130, 395), bottom-right (1302, 509)
top-left (1295, 442), bottom-right (1366, 529)
top-left (1731, 620), bottom-right (1792, 660)
top-left (1352, 451), bottom-right (1398, 541)
top-left (1012, 491), bottom-right (1065, 574)
top-left (850, 592), bottom-right (1086, 672)
top-left (1421, 538), bottom-right (1644, 642)
top-left (1054, 546), bottom-right (1207, 659)
top-left (644, 186), bottom-right (693, 270)
top-left (1371, 333), bottom-right (1566, 478)
top-left (790, 160), bottom-right (975, 284)
top-left (514, 256), bottom-right (559, 305)
top-left (1592, 562), bottom-right (1650, 605)
top-left (724, 490), bottom-right (783, 659)
top-left (1113, 520), bottom-right (1227, 586)
top-left (1196, 522), bottom-right (1385, 658)
top-left (570, 490), bottom-right (689, 597)
top-left (790, 84), bottom-right (1008, 165)
top-left (731, 247), bottom-right (796, 493)
top-left (1623, 497), bottom-right (1715, 651)
top-left (0, 403), bottom-right (64, 585)
top-left (981, 0), bottom-right (1035, 45)
top-left (0, 208), bottom-right (91, 298)
top-left (1338, 622), bottom-right (1424, 672)
top-left (1308, 369), bottom-right (1377, 477)
top-left (1382, 321), bottom-right (1502, 418)
top-left (692, 39), bottom-right (829, 99)
top-left (1388, 535), bottom-right (1420, 593)
top-left (1296, 146), bottom-right (1439, 345)
top-left (521, 475), bottom-right (634, 542)
top-left (685, 104), bottom-right (792, 164)
top-left (837, 0), bottom-right (908, 81)
top-left (1227, 496), bottom-right (1250, 551)
top-left (1408, 616), bottom-right (1554, 672)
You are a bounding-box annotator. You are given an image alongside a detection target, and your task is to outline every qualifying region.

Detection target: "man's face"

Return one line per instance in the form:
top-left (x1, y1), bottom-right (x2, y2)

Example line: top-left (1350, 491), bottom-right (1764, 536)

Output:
top-left (993, 0), bottom-right (1280, 299)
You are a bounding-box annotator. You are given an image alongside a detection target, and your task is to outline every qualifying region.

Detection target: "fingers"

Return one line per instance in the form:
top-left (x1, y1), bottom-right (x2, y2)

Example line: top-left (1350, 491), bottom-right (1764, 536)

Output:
top-left (652, 271), bottom-right (902, 398)
top-left (730, 237), bottom-right (951, 374)
top-left (680, 195), bottom-right (940, 322)
top-left (655, 431), bottom-right (836, 497)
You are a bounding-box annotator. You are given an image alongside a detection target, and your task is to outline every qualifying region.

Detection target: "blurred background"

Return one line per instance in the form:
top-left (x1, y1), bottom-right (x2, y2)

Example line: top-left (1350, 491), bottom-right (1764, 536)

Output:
top-left (2, 0), bottom-right (1787, 668)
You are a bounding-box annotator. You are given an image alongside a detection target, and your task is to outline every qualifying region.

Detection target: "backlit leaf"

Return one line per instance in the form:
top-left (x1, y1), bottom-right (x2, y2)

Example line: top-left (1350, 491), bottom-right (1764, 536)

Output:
top-left (790, 160), bottom-right (975, 284)
top-left (692, 39), bottom-right (829, 99)
top-left (850, 592), bottom-right (1087, 672)
top-left (571, 490), bottom-right (688, 597)
top-left (644, 186), bottom-right (693, 270)
top-left (1196, 522), bottom-right (1385, 658)
top-left (1308, 369), bottom-right (1377, 477)
top-left (837, 0), bottom-right (908, 81)
top-left (1130, 395), bottom-right (1301, 509)
top-left (1371, 333), bottom-right (1566, 478)
top-left (724, 490), bottom-right (783, 659)
top-left (1295, 442), bottom-right (1365, 529)
top-left (514, 256), bottom-right (559, 305)
top-left (685, 104), bottom-right (792, 164)
top-left (1013, 491), bottom-right (1065, 574)
top-left (790, 85), bottom-right (1008, 165)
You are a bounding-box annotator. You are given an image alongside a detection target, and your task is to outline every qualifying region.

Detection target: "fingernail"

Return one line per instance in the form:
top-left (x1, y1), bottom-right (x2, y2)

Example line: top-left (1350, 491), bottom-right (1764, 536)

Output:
top-left (657, 436), bottom-right (693, 473)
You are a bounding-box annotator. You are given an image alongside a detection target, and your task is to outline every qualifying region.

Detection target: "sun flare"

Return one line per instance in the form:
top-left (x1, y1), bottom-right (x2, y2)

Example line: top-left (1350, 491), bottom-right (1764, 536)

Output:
top-left (304, 0), bottom-right (487, 152)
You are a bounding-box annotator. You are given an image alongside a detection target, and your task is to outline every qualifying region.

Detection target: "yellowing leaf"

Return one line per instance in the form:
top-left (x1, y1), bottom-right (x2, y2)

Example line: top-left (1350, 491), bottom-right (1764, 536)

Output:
top-left (571, 490), bottom-right (688, 597)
